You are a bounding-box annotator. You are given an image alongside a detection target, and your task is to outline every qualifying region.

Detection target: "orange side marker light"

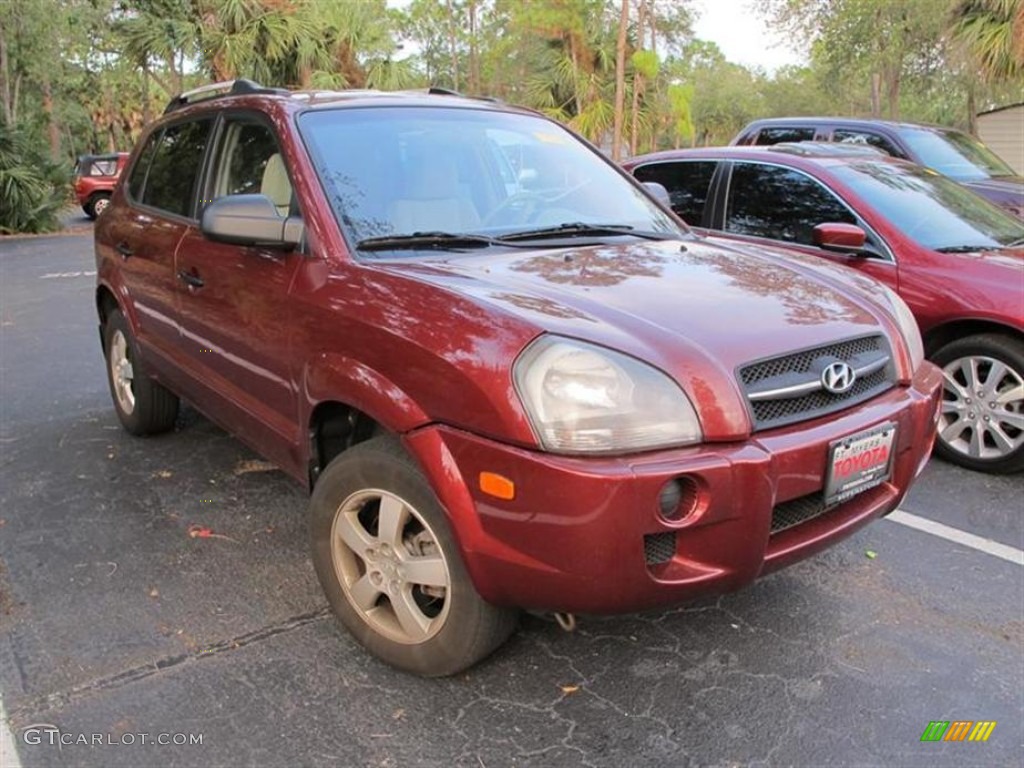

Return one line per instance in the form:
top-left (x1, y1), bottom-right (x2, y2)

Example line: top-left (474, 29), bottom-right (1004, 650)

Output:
top-left (480, 472), bottom-right (515, 500)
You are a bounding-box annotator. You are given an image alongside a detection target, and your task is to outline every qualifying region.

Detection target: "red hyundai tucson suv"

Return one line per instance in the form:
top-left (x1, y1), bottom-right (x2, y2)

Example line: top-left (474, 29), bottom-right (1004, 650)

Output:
top-left (95, 81), bottom-right (941, 676)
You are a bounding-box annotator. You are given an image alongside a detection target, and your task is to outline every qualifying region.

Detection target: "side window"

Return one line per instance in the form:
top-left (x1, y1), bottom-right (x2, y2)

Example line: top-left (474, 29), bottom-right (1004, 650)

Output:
top-left (725, 163), bottom-right (856, 245)
top-left (126, 134), bottom-right (161, 201)
top-left (833, 129), bottom-right (900, 157)
top-left (211, 121), bottom-right (292, 215)
top-left (755, 127), bottom-right (816, 145)
top-left (633, 161), bottom-right (717, 224)
top-left (141, 118), bottom-right (213, 218)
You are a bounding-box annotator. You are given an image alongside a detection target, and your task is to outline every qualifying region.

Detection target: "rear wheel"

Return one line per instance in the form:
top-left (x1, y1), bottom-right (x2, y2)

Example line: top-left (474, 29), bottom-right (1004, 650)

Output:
top-left (932, 333), bottom-right (1024, 474)
top-left (310, 435), bottom-right (518, 676)
top-left (84, 192), bottom-right (111, 220)
top-left (103, 309), bottom-right (179, 435)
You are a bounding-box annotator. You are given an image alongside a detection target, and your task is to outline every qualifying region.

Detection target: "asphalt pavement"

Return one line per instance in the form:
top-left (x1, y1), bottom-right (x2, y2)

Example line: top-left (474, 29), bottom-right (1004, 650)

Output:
top-left (1, 228), bottom-right (1021, 768)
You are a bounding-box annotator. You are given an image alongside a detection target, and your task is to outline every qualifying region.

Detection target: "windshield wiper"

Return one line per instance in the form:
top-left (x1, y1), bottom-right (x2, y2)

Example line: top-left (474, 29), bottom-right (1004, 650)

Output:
top-left (933, 244), bottom-right (1003, 253)
top-left (357, 231), bottom-right (510, 252)
top-left (1005, 237), bottom-right (1024, 248)
top-left (497, 222), bottom-right (678, 243)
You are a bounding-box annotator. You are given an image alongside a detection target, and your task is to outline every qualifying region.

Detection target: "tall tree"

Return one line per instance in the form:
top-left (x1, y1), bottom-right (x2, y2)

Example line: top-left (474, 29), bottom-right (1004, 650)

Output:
top-left (949, 0), bottom-right (1024, 83)
top-left (611, 0), bottom-right (629, 159)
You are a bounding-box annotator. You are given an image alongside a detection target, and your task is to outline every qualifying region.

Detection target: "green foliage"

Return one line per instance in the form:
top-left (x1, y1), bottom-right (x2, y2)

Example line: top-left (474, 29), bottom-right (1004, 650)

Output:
top-left (949, 0), bottom-right (1024, 83)
top-left (0, 124), bottom-right (66, 235)
top-left (631, 49), bottom-right (660, 79)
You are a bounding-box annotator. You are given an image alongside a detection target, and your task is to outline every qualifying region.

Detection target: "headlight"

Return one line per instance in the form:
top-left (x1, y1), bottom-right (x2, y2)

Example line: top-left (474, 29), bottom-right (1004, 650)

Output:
top-left (513, 336), bottom-right (703, 454)
top-left (879, 285), bottom-right (924, 372)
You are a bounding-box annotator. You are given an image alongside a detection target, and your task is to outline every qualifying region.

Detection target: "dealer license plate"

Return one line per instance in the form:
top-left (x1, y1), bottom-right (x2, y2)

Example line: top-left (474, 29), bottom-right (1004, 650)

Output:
top-left (824, 422), bottom-right (896, 507)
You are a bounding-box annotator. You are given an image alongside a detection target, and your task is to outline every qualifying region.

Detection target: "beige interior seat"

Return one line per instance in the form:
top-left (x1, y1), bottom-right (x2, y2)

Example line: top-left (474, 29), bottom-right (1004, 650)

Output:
top-left (389, 152), bottom-right (479, 234)
top-left (261, 153), bottom-right (292, 217)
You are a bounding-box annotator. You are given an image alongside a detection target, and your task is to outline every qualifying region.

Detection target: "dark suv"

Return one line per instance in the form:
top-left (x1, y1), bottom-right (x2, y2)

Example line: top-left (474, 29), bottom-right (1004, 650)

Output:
top-left (95, 80), bottom-right (940, 676)
top-left (732, 117), bottom-right (1024, 219)
top-left (73, 152), bottom-right (130, 219)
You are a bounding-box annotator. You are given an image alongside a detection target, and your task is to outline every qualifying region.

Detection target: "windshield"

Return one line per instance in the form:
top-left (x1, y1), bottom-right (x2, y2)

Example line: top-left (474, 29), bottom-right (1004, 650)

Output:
top-left (834, 161), bottom-right (1024, 251)
top-left (898, 127), bottom-right (1017, 181)
top-left (298, 106), bottom-right (682, 251)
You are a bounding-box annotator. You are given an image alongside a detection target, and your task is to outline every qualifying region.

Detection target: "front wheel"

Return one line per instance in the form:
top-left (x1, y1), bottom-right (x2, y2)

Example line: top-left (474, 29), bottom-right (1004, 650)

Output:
top-left (310, 436), bottom-right (518, 676)
top-left (932, 333), bottom-right (1024, 474)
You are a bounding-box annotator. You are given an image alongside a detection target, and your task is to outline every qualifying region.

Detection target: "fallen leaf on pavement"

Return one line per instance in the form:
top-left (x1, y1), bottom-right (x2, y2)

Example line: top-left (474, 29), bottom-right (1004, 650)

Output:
top-left (865, 549), bottom-right (878, 559)
top-left (560, 685), bottom-right (580, 694)
top-left (188, 524), bottom-right (240, 544)
top-left (234, 459), bottom-right (277, 475)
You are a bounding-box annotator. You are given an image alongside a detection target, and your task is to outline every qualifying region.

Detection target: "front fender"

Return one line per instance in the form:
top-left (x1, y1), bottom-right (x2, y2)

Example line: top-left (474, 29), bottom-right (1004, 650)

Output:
top-left (302, 353), bottom-right (431, 434)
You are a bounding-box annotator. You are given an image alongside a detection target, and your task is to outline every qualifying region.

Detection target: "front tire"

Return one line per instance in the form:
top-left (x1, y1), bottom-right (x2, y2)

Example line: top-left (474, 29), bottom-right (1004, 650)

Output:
top-left (310, 436), bottom-right (518, 676)
top-left (103, 309), bottom-right (179, 435)
top-left (932, 333), bottom-right (1024, 474)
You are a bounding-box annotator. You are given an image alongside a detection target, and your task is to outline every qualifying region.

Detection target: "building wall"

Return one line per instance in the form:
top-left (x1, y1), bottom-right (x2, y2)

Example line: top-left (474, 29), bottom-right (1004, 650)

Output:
top-left (977, 105), bottom-right (1024, 175)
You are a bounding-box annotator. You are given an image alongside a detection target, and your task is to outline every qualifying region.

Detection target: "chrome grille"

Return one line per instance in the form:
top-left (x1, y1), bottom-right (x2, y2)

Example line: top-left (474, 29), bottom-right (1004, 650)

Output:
top-left (739, 335), bottom-right (896, 431)
top-left (644, 532), bottom-right (676, 565)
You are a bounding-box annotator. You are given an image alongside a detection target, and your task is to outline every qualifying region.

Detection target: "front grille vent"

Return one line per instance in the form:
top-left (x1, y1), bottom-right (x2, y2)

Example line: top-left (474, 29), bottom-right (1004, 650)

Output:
top-left (739, 335), bottom-right (896, 431)
top-left (643, 532), bottom-right (676, 565)
top-left (770, 494), bottom-right (830, 534)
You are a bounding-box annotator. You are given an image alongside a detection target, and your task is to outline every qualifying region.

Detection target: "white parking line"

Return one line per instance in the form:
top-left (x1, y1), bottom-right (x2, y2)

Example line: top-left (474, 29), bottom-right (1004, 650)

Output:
top-left (888, 509), bottom-right (1024, 566)
top-left (0, 696), bottom-right (23, 768)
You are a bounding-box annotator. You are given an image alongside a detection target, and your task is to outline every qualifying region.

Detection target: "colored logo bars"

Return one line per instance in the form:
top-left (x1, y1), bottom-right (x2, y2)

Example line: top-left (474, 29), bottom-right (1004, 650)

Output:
top-left (920, 721), bottom-right (997, 742)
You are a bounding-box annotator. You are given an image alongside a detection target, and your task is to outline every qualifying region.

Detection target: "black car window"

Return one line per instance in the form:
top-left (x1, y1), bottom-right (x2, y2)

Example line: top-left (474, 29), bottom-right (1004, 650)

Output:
top-left (126, 134), bottom-right (161, 201)
top-left (633, 161), bottom-right (717, 225)
top-left (755, 127), bottom-right (816, 145)
top-left (725, 162), bottom-right (856, 244)
top-left (141, 118), bottom-right (213, 218)
top-left (833, 129), bottom-right (901, 157)
top-left (211, 121), bottom-right (283, 196)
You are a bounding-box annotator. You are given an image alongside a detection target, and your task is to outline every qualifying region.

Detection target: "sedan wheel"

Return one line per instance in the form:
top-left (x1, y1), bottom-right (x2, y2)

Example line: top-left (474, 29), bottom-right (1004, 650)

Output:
top-left (934, 334), bottom-right (1024, 474)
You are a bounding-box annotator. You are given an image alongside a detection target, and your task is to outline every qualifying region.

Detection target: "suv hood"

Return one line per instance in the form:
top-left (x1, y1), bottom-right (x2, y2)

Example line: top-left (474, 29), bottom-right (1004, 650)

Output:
top-left (379, 238), bottom-right (898, 438)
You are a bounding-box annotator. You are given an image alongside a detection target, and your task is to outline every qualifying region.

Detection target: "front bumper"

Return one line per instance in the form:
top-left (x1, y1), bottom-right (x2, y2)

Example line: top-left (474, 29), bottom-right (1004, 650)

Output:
top-left (404, 362), bottom-right (942, 614)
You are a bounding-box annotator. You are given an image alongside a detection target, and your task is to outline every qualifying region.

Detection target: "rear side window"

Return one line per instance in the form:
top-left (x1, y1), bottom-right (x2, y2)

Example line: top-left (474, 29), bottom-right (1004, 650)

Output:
top-left (633, 161), bottom-right (717, 224)
top-left (755, 127), bottom-right (816, 145)
top-left (725, 162), bottom-right (856, 245)
top-left (832, 129), bottom-right (901, 157)
top-left (140, 119), bottom-right (213, 218)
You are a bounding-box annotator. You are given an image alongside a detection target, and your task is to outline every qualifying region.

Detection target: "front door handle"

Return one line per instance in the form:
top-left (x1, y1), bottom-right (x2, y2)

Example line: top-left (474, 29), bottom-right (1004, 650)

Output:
top-left (177, 270), bottom-right (205, 289)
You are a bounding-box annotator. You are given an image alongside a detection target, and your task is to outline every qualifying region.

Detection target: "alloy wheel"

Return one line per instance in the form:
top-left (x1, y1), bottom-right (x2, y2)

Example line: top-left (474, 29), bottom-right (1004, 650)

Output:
top-left (330, 489), bottom-right (451, 644)
top-left (940, 354), bottom-right (1024, 461)
top-left (109, 329), bottom-right (136, 414)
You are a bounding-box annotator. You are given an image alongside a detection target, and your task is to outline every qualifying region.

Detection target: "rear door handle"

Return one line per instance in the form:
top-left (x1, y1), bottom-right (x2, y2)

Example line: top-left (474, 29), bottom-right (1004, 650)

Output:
top-left (116, 242), bottom-right (133, 260)
top-left (177, 270), bottom-right (205, 289)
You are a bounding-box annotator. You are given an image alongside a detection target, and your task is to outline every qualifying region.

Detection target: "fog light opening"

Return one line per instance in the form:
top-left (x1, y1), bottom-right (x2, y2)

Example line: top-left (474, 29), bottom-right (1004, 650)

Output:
top-left (658, 476), bottom-right (699, 522)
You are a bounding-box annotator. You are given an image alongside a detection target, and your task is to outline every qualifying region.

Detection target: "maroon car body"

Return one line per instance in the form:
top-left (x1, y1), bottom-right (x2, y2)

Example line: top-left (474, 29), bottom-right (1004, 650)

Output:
top-left (626, 145), bottom-right (1024, 474)
top-left (95, 83), bottom-right (941, 674)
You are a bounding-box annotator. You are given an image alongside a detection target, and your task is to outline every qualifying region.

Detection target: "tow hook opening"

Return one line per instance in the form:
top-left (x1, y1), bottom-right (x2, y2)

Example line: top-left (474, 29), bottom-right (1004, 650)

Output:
top-left (553, 612), bottom-right (577, 632)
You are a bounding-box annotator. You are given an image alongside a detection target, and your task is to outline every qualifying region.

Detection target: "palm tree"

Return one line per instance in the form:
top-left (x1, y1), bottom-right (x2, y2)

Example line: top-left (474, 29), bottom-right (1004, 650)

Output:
top-left (949, 0), bottom-right (1024, 82)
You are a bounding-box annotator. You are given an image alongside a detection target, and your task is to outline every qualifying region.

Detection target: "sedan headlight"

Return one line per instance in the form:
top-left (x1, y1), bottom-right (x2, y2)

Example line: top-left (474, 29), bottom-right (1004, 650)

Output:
top-left (879, 285), bottom-right (924, 372)
top-left (513, 336), bottom-right (703, 454)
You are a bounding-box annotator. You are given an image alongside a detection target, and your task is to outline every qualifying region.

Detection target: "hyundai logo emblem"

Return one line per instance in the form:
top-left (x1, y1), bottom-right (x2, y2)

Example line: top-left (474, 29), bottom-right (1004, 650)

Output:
top-left (821, 361), bottom-right (856, 394)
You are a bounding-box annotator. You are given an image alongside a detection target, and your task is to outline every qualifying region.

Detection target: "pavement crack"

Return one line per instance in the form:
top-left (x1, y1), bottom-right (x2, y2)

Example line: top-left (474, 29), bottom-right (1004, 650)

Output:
top-left (6, 606), bottom-right (331, 725)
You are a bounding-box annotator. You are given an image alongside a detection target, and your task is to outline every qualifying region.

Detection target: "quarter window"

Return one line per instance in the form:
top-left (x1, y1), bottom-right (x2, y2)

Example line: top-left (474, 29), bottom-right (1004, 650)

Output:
top-left (633, 161), bottom-right (717, 225)
top-left (725, 163), bottom-right (856, 245)
top-left (141, 119), bottom-right (213, 218)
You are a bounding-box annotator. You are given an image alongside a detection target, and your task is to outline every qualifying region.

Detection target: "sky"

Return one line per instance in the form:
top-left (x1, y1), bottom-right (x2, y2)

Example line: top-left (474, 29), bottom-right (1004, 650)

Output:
top-left (689, 0), bottom-right (806, 74)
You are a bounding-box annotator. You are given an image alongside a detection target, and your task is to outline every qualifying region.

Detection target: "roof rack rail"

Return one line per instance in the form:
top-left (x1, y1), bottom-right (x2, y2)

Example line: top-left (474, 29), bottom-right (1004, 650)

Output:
top-left (163, 79), bottom-right (289, 114)
top-left (426, 85), bottom-right (503, 104)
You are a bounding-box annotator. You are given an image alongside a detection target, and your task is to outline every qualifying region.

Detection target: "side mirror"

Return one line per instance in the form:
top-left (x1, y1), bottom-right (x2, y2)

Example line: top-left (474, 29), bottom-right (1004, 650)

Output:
top-left (642, 181), bottom-right (672, 208)
top-left (200, 194), bottom-right (303, 249)
top-left (813, 222), bottom-right (867, 254)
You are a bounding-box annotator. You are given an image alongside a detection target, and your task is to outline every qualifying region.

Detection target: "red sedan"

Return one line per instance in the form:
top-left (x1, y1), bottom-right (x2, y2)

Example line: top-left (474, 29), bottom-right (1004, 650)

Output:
top-left (627, 145), bottom-right (1024, 474)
